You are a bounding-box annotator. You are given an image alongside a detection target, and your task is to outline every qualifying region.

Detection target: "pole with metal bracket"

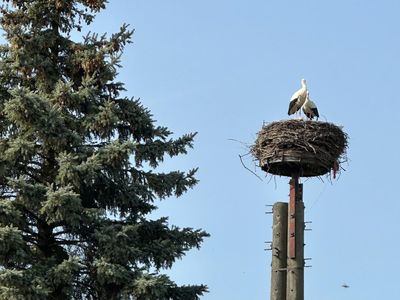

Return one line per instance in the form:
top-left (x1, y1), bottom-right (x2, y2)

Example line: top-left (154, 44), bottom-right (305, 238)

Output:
top-left (287, 174), bottom-right (304, 300)
top-left (270, 202), bottom-right (288, 300)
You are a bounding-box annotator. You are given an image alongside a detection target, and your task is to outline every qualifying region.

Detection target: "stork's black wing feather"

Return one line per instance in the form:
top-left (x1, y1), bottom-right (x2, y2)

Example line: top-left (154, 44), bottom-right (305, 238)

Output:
top-left (311, 107), bottom-right (319, 118)
top-left (288, 98), bottom-right (298, 115)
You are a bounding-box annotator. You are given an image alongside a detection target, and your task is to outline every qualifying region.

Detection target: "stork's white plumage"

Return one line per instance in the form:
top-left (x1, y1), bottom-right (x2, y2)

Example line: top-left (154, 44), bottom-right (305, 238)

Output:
top-left (288, 78), bottom-right (308, 116)
top-left (302, 91), bottom-right (319, 120)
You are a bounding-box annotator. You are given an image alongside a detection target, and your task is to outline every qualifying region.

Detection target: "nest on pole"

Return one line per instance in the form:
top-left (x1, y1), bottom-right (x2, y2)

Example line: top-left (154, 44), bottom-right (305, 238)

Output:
top-left (251, 120), bottom-right (348, 177)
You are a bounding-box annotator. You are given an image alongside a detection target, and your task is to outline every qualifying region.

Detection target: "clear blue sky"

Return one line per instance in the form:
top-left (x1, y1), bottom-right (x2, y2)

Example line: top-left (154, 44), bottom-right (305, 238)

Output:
top-left (91, 1), bottom-right (399, 299)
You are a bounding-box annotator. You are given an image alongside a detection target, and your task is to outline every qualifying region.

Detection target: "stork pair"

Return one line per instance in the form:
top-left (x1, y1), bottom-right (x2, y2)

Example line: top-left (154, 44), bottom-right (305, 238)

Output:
top-left (288, 79), bottom-right (319, 120)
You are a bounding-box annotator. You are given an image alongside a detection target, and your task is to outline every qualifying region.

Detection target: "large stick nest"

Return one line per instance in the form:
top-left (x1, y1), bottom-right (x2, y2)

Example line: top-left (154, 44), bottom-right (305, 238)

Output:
top-left (251, 120), bottom-right (348, 177)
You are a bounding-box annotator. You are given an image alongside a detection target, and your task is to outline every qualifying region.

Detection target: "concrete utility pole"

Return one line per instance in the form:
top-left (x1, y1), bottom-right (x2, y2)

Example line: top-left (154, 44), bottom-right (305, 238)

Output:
top-left (253, 119), bottom-right (348, 300)
top-left (286, 176), bottom-right (304, 300)
top-left (270, 202), bottom-right (288, 300)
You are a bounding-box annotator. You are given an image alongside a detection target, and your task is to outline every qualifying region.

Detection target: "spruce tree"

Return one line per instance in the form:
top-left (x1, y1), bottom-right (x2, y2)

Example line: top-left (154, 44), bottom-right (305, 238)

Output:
top-left (0, 1), bottom-right (208, 299)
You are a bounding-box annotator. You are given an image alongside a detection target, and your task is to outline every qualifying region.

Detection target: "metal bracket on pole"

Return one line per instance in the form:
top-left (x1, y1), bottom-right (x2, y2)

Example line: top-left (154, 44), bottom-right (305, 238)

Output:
top-left (304, 221), bottom-right (312, 231)
top-left (265, 241), bottom-right (273, 251)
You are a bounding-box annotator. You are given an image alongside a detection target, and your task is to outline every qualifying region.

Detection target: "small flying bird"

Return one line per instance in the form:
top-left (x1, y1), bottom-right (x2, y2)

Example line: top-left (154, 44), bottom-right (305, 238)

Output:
top-left (341, 283), bottom-right (350, 288)
top-left (302, 91), bottom-right (319, 120)
top-left (288, 78), bottom-right (308, 116)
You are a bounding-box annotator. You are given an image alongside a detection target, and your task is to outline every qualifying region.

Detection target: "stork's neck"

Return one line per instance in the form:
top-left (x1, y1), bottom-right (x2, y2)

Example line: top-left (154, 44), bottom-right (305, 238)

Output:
top-left (301, 81), bottom-right (307, 89)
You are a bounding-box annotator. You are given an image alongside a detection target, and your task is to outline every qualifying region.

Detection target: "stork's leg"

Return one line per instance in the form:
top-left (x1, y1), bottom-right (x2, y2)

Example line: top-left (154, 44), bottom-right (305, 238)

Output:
top-left (298, 110), bottom-right (304, 120)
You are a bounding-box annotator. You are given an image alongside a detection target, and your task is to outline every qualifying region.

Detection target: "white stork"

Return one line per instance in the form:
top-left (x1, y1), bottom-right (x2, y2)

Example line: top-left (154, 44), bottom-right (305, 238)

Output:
top-left (288, 78), bottom-right (308, 116)
top-left (302, 91), bottom-right (319, 120)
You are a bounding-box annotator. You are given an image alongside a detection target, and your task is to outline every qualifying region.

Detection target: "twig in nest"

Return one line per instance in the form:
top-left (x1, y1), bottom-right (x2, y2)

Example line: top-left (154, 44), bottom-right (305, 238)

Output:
top-left (228, 138), bottom-right (251, 147)
top-left (239, 154), bottom-right (263, 181)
